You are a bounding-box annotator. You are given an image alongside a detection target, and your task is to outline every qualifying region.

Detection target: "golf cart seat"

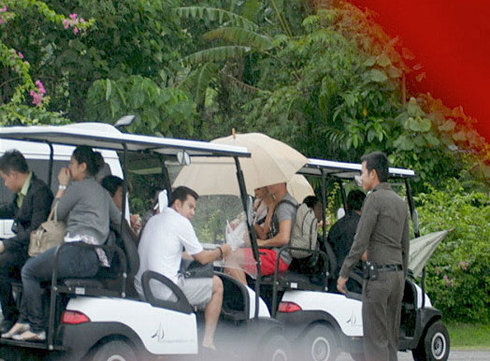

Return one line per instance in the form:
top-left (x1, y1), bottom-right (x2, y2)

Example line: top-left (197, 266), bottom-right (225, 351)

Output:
top-left (54, 220), bottom-right (140, 298)
top-left (142, 269), bottom-right (251, 322)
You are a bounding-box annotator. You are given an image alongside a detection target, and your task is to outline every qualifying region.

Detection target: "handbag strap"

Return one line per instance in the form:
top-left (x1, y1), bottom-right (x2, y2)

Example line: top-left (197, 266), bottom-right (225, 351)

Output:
top-left (48, 201), bottom-right (59, 222)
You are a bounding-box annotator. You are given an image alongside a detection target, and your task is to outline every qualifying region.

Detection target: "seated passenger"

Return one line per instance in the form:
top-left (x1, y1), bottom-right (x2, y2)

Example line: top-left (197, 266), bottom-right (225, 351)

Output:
top-left (327, 189), bottom-right (366, 293)
top-left (0, 150), bottom-right (53, 334)
top-left (134, 186), bottom-right (231, 351)
top-left (101, 175), bottom-right (142, 234)
top-left (226, 182), bottom-right (297, 284)
top-left (252, 186), bottom-right (276, 240)
top-left (3, 146), bottom-right (121, 341)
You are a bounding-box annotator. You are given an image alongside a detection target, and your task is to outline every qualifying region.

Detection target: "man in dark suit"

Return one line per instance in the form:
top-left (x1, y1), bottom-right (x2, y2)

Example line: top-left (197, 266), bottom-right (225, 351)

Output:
top-left (0, 150), bottom-right (53, 333)
top-left (328, 189), bottom-right (366, 293)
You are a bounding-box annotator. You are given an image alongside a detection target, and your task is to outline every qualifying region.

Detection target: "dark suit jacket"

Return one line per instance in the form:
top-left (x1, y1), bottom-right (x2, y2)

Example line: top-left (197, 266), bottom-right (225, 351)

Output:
top-left (0, 173), bottom-right (53, 253)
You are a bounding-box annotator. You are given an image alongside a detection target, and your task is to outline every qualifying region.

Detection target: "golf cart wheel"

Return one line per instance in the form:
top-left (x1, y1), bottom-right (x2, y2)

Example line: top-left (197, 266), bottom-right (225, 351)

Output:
top-left (412, 321), bottom-right (450, 361)
top-left (92, 340), bottom-right (137, 361)
top-left (258, 334), bottom-right (291, 361)
top-left (300, 324), bottom-right (339, 361)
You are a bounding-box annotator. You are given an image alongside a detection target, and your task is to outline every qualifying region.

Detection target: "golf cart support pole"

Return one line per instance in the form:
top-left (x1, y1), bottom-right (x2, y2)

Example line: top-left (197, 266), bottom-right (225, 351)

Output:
top-left (233, 157), bottom-right (261, 319)
top-left (46, 142), bottom-right (54, 189)
top-left (120, 143), bottom-right (128, 235)
top-left (405, 178), bottom-right (426, 308)
top-left (321, 170), bottom-right (327, 243)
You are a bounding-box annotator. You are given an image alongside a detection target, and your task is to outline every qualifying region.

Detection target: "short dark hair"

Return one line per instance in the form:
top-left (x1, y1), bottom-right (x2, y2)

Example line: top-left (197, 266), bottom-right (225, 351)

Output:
top-left (303, 195), bottom-right (320, 208)
top-left (72, 146), bottom-right (104, 177)
top-left (0, 150), bottom-right (29, 174)
top-left (346, 189), bottom-right (366, 211)
top-left (361, 151), bottom-right (389, 182)
top-left (170, 186), bottom-right (199, 206)
top-left (101, 175), bottom-right (124, 197)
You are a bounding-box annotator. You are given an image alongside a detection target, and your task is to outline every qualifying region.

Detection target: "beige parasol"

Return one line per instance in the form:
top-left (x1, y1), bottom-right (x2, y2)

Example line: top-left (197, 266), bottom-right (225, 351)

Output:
top-left (173, 132), bottom-right (308, 196)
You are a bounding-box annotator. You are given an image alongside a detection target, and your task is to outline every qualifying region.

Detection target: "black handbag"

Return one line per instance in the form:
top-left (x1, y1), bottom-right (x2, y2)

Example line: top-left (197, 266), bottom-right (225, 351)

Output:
top-left (180, 259), bottom-right (214, 279)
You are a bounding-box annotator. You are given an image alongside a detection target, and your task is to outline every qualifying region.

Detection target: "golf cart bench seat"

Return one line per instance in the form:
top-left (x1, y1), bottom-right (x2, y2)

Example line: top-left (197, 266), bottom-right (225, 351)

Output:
top-left (260, 245), bottom-right (331, 292)
top-left (12, 221), bottom-right (140, 300)
top-left (142, 270), bottom-right (251, 321)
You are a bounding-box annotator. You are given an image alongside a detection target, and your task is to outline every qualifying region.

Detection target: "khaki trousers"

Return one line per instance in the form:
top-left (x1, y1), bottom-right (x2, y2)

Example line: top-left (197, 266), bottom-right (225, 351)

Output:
top-left (362, 270), bottom-right (405, 361)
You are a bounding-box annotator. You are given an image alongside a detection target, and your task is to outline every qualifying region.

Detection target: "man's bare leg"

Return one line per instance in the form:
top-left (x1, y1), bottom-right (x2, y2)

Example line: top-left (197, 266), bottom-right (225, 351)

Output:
top-left (202, 276), bottom-right (224, 349)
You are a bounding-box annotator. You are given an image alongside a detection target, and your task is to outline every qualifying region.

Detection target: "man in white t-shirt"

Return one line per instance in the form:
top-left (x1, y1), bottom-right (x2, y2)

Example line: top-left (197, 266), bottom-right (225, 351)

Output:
top-left (134, 186), bottom-right (231, 351)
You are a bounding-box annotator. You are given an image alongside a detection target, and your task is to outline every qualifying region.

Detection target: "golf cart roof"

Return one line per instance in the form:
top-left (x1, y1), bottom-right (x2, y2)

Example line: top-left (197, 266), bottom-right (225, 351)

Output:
top-left (300, 158), bottom-right (416, 179)
top-left (0, 123), bottom-right (251, 158)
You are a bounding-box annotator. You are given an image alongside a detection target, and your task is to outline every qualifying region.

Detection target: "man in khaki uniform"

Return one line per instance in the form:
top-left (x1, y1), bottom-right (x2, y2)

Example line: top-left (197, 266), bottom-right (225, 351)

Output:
top-left (337, 151), bottom-right (409, 361)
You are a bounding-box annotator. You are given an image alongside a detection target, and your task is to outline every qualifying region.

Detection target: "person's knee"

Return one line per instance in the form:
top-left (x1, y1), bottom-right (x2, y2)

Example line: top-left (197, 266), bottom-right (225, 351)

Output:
top-left (212, 275), bottom-right (223, 296)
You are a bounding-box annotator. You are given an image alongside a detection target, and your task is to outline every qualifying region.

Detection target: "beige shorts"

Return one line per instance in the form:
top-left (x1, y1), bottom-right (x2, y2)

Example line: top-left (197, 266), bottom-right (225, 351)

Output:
top-left (178, 275), bottom-right (213, 310)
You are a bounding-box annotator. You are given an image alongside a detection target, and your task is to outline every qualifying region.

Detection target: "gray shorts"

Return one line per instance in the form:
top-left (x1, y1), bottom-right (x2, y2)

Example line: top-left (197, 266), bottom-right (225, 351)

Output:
top-left (178, 275), bottom-right (213, 310)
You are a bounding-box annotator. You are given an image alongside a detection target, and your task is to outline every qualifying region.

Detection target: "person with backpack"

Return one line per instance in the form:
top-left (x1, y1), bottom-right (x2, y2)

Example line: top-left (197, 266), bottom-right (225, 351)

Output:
top-left (226, 182), bottom-right (298, 284)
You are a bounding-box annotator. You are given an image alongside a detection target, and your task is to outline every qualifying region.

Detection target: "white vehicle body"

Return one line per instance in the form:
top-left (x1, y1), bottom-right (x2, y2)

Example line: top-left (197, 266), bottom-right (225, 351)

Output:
top-left (280, 281), bottom-right (431, 338)
top-left (0, 123), bottom-right (123, 239)
top-left (0, 123), bottom-right (290, 361)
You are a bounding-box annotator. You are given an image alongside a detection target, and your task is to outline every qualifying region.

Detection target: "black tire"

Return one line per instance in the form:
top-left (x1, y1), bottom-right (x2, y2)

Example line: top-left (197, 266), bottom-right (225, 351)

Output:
top-left (258, 334), bottom-right (291, 361)
top-left (300, 324), bottom-right (339, 361)
top-left (92, 340), bottom-right (138, 361)
top-left (412, 321), bottom-right (450, 361)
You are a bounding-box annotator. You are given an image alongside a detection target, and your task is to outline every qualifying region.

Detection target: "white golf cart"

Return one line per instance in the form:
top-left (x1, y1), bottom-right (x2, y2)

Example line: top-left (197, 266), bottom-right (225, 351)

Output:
top-left (261, 159), bottom-right (450, 361)
top-left (0, 123), bottom-right (290, 361)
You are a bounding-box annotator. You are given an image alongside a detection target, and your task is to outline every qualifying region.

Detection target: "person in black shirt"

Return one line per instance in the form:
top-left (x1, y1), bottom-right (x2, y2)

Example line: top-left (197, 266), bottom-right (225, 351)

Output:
top-left (0, 150), bottom-right (53, 333)
top-left (327, 189), bottom-right (365, 293)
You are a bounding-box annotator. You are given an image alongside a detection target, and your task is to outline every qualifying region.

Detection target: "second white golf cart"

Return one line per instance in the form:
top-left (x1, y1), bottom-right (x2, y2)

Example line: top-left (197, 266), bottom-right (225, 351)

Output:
top-left (265, 159), bottom-right (450, 361)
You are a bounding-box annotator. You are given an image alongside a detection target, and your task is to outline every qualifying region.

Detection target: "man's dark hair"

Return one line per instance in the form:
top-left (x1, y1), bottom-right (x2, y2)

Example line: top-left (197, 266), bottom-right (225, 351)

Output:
top-left (0, 150), bottom-right (29, 174)
top-left (346, 189), bottom-right (366, 212)
top-left (170, 186), bottom-right (199, 206)
top-left (361, 151), bottom-right (389, 182)
top-left (101, 175), bottom-right (124, 197)
top-left (303, 195), bottom-right (320, 208)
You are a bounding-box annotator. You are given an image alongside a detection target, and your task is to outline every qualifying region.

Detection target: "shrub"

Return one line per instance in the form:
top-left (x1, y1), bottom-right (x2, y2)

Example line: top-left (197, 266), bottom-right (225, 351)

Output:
top-left (415, 179), bottom-right (489, 323)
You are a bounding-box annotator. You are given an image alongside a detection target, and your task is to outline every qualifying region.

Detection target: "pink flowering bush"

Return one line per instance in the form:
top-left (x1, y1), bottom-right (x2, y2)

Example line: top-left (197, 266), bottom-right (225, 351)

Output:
top-left (62, 13), bottom-right (86, 35)
top-left (29, 80), bottom-right (46, 106)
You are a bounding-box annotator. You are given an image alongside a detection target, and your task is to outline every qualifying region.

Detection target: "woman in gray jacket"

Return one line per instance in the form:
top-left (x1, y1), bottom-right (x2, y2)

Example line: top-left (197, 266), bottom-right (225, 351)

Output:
top-left (2, 146), bottom-right (120, 341)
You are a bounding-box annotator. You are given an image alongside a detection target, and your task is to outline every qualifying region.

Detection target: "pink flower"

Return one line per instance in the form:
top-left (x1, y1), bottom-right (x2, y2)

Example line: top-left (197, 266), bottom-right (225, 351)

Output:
top-left (35, 80), bottom-right (46, 94)
top-left (29, 90), bottom-right (43, 106)
top-left (69, 13), bottom-right (77, 20)
top-left (62, 19), bottom-right (70, 29)
top-left (73, 27), bottom-right (79, 35)
top-left (17, 52), bottom-right (24, 59)
top-left (0, 5), bottom-right (7, 12)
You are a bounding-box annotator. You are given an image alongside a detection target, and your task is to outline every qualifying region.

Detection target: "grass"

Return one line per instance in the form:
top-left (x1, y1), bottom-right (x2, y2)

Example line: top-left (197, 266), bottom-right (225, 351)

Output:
top-left (447, 322), bottom-right (490, 350)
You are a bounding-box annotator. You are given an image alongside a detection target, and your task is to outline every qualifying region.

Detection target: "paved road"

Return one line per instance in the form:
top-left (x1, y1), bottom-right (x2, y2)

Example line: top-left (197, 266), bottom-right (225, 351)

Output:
top-left (336, 349), bottom-right (490, 361)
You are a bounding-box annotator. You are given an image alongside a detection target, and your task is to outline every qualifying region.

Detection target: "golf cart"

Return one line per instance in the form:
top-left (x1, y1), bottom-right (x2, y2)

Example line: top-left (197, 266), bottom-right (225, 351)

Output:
top-left (0, 123), bottom-right (290, 361)
top-left (265, 158), bottom-right (450, 361)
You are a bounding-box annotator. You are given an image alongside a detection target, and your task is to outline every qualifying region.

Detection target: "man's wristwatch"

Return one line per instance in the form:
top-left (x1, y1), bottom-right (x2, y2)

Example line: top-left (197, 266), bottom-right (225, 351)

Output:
top-left (58, 184), bottom-right (67, 190)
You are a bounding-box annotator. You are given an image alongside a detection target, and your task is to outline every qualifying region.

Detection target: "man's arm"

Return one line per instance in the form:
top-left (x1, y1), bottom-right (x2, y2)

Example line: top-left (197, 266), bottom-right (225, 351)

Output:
top-left (192, 244), bottom-right (231, 264)
top-left (258, 219), bottom-right (292, 247)
top-left (0, 201), bottom-right (16, 219)
top-left (339, 195), bottom-right (379, 279)
top-left (2, 184), bottom-right (53, 252)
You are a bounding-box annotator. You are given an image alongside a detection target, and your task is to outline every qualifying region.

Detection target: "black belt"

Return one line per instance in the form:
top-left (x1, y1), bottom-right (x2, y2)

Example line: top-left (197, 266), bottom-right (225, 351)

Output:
top-left (378, 264), bottom-right (403, 272)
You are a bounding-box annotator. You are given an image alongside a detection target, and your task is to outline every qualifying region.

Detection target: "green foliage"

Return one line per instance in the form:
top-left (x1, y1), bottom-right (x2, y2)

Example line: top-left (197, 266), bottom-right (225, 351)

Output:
top-left (415, 179), bottom-right (490, 323)
top-left (86, 75), bottom-right (197, 137)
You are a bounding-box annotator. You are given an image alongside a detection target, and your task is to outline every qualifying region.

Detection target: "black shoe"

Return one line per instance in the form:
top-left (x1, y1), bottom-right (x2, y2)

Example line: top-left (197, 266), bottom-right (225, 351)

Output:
top-left (0, 319), bottom-right (14, 334)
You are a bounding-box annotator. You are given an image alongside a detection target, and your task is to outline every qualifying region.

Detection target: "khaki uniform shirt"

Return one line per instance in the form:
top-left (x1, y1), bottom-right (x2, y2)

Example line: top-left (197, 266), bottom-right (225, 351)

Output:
top-left (340, 183), bottom-right (410, 279)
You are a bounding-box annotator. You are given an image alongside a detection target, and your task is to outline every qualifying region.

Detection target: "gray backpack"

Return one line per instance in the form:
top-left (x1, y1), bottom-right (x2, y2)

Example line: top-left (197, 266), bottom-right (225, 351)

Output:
top-left (277, 200), bottom-right (318, 259)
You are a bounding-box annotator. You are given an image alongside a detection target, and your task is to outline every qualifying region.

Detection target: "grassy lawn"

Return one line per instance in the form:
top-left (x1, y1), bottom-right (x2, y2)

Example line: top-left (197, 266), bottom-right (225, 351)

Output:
top-left (447, 322), bottom-right (490, 350)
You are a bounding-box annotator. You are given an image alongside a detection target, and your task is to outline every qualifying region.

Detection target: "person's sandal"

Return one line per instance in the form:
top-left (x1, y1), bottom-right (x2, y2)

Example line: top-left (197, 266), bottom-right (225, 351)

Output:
top-left (1, 323), bottom-right (30, 339)
top-left (12, 330), bottom-right (46, 342)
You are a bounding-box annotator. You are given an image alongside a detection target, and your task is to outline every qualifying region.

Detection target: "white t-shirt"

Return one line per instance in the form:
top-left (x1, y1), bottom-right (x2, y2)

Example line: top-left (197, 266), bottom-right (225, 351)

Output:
top-left (134, 207), bottom-right (203, 300)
